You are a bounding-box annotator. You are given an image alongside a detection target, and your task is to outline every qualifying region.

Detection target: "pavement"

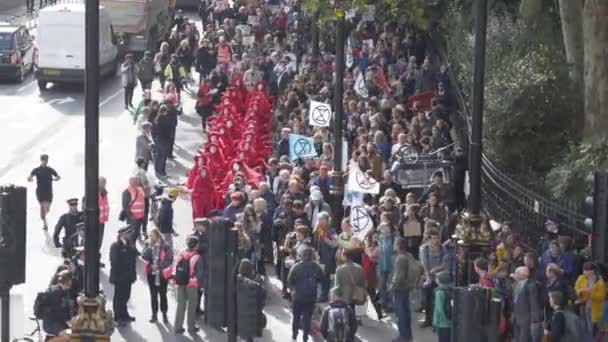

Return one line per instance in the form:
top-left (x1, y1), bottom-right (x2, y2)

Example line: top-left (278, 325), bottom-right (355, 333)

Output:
top-left (0, 8), bottom-right (436, 342)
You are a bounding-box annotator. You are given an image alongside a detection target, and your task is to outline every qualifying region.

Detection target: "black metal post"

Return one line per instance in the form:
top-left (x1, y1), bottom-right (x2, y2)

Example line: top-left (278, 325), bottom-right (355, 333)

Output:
top-left (226, 228), bottom-right (238, 342)
top-left (311, 12), bottom-right (320, 59)
top-left (330, 11), bottom-right (345, 228)
top-left (0, 283), bottom-right (10, 342)
top-left (84, 0), bottom-right (101, 298)
top-left (468, 0), bottom-right (487, 216)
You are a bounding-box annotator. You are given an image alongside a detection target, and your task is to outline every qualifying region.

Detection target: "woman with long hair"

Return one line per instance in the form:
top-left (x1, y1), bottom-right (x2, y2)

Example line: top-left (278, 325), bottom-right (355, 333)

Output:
top-left (141, 228), bottom-right (173, 324)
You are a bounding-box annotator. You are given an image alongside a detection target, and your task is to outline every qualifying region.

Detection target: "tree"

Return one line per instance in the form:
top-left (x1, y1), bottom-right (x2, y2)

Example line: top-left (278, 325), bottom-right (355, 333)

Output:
top-left (582, 0), bottom-right (608, 143)
top-left (558, 0), bottom-right (584, 85)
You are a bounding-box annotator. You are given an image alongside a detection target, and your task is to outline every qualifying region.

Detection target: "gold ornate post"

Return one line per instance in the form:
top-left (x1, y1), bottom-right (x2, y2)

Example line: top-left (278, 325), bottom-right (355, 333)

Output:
top-left (455, 211), bottom-right (492, 286)
top-left (69, 296), bottom-right (113, 341)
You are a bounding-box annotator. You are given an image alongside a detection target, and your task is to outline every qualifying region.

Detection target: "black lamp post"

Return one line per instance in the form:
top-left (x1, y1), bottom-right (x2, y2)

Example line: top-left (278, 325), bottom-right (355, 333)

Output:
top-left (330, 9), bottom-right (346, 228)
top-left (69, 0), bottom-right (113, 339)
top-left (455, 0), bottom-right (491, 286)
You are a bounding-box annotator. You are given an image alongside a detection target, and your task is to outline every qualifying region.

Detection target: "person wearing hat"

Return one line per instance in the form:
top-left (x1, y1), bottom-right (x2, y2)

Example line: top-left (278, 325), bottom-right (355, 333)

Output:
top-left (110, 226), bottom-right (139, 326)
top-left (304, 190), bottom-right (332, 229)
top-left (138, 50), bottom-right (156, 90)
top-left (432, 271), bottom-right (453, 342)
top-left (158, 188), bottom-right (180, 247)
top-left (121, 53), bottom-right (139, 110)
top-left (28, 153), bottom-right (61, 230)
top-left (53, 198), bottom-right (84, 252)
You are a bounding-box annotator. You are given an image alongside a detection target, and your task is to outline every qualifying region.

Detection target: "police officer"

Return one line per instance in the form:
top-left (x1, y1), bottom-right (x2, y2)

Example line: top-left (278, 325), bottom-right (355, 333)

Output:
top-left (110, 226), bottom-right (139, 326)
top-left (53, 198), bottom-right (84, 255)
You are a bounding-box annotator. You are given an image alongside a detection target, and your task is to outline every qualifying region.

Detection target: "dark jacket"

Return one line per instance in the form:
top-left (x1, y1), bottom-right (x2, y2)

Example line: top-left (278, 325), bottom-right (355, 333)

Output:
top-left (53, 211), bottom-right (84, 248)
top-left (512, 279), bottom-right (543, 342)
top-left (276, 138), bottom-right (290, 159)
top-left (157, 198), bottom-right (174, 234)
top-left (195, 47), bottom-right (216, 73)
top-left (109, 239), bottom-right (138, 284)
top-left (320, 301), bottom-right (358, 342)
top-left (287, 259), bottom-right (324, 303)
top-left (42, 285), bottom-right (72, 336)
top-left (141, 242), bottom-right (174, 275)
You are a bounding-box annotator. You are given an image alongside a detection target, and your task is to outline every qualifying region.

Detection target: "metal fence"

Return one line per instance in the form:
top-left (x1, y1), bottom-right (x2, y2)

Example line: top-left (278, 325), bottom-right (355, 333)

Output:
top-left (429, 31), bottom-right (589, 248)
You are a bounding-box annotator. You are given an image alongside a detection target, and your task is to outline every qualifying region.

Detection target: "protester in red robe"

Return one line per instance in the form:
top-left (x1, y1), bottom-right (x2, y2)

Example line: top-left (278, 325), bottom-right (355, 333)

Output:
top-left (186, 155), bottom-right (207, 189)
top-left (191, 167), bottom-right (217, 219)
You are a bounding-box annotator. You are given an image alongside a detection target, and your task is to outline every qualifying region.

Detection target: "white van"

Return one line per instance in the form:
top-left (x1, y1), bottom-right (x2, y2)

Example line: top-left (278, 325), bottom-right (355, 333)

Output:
top-left (35, 4), bottom-right (119, 90)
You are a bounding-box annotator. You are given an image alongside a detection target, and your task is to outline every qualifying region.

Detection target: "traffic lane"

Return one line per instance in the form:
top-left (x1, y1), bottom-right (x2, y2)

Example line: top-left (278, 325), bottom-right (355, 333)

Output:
top-left (0, 75), bottom-right (126, 177)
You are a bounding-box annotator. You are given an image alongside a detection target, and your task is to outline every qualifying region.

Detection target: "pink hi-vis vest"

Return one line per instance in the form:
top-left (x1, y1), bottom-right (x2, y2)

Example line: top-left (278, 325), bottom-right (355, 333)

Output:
top-left (99, 193), bottom-right (109, 224)
top-left (129, 187), bottom-right (146, 220)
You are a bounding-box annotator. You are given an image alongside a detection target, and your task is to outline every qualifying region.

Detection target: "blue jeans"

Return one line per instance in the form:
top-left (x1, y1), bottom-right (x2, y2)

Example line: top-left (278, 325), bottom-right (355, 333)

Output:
top-left (292, 300), bottom-right (315, 342)
top-left (393, 290), bottom-right (413, 340)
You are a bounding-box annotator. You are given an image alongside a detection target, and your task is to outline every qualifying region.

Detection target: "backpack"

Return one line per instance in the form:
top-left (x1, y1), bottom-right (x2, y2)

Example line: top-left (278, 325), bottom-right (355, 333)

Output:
top-left (174, 254), bottom-right (194, 286)
top-left (405, 254), bottom-right (423, 290)
top-left (327, 307), bottom-right (351, 342)
top-left (561, 310), bottom-right (592, 342)
top-left (33, 291), bottom-right (50, 319)
top-left (294, 266), bottom-right (318, 301)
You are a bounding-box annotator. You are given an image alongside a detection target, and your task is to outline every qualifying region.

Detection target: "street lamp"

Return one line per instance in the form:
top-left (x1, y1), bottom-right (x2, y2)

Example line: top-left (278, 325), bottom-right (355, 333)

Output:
top-left (69, 0), bottom-right (113, 339)
top-left (454, 0), bottom-right (491, 286)
top-left (330, 8), bottom-right (346, 228)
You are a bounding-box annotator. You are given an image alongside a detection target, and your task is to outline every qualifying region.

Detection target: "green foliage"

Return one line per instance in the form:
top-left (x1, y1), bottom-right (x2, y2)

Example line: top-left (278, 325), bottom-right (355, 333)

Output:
top-left (379, 0), bottom-right (430, 30)
top-left (546, 144), bottom-right (608, 200)
top-left (441, 1), bottom-right (582, 194)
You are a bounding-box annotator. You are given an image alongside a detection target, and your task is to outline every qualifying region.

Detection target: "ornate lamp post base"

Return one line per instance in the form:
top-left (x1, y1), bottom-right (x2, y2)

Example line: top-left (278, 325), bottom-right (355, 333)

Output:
top-left (69, 295), bottom-right (113, 341)
top-left (455, 211), bottom-right (492, 286)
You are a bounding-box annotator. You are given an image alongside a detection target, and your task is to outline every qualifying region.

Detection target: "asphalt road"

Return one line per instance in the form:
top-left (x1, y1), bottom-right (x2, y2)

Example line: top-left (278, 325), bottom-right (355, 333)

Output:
top-left (0, 7), bottom-right (435, 342)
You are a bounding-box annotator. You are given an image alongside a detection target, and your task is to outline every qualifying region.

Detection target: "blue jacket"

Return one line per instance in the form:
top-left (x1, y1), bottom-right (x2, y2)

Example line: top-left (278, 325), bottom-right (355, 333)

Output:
top-left (223, 203), bottom-right (244, 222)
top-left (540, 250), bottom-right (573, 278)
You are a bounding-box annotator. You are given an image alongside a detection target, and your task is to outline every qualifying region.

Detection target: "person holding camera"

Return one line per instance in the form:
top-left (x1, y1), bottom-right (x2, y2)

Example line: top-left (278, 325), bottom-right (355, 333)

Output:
top-left (121, 54), bottom-right (139, 110)
top-left (141, 228), bottom-right (173, 324)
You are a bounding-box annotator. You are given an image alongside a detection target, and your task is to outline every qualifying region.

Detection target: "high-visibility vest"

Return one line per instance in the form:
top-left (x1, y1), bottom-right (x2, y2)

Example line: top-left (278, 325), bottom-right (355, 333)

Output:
top-left (129, 187), bottom-right (146, 220)
top-left (99, 193), bottom-right (110, 224)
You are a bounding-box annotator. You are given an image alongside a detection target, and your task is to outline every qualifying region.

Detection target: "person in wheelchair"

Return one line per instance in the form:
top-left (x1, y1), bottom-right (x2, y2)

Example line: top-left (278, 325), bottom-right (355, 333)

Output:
top-left (42, 270), bottom-right (74, 341)
top-left (281, 224), bottom-right (313, 299)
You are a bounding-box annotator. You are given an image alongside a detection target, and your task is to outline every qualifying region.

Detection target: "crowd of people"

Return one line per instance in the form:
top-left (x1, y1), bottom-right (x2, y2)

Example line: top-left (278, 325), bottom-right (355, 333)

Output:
top-left (26, 0), bottom-right (608, 342)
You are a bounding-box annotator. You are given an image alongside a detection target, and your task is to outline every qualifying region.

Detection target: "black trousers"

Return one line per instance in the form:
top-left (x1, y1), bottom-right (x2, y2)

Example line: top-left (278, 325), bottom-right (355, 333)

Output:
top-left (147, 273), bottom-right (168, 315)
top-left (26, 0), bottom-right (34, 11)
top-left (142, 197), bottom-right (150, 233)
top-left (423, 282), bottom-right (437, 324)
top-left (113, 282), bottom-right (133, 320)
top-left (154, 140), bottom-right (170, 176)
top-left (124, 85), bottom-right (135, 108)
top-left (292, 301), bottom-right (314, 341)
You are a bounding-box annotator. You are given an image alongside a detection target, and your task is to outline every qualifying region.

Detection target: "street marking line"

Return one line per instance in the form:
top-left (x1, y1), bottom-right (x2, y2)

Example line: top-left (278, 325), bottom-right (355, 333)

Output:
top-left (17, 80), bottom-right (35, 93)
top-left (99, 88), bottom-right (122, 108)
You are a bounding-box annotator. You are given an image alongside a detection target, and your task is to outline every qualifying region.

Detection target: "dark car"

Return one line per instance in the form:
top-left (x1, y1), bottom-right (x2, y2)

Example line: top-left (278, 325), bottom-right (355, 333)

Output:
top-left (390, 155), bottom-right (453, 198)
top-left (0, 22), bottom-right (37, 82)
